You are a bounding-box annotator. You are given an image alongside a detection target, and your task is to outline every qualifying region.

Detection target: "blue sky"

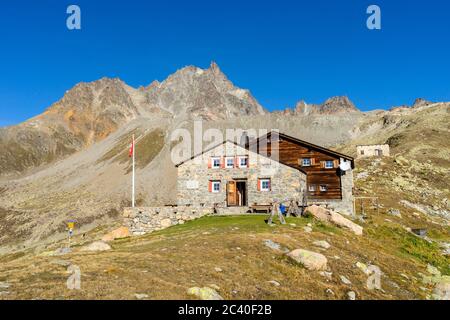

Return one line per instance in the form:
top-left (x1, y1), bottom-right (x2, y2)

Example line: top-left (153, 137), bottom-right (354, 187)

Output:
top-left (0, 1), bottom-right (449, 125)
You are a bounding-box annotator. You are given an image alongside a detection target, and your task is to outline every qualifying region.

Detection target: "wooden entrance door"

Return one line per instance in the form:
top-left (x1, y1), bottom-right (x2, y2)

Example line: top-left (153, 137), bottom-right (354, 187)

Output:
top-left (227, 181), bottom-right (237, 206)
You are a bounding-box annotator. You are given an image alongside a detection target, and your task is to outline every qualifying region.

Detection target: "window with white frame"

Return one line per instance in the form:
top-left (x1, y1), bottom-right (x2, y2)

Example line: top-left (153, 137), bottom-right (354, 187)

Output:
top-left (259, 179), bottom-right (271, 192)
top-left (211, 181), bottom-right (221, 193)
top-left (211, 157), bottom-right (221, 169)
top-left (319, 185), bottom-right (328, 192)
top-left (308, 185), bottom-right (316, 192)
top-left (325, 160), bottom-right (334, 169)
top-left (225, 157), bottom-right (234, 168)
top-left (238, 156), bottom-right (248, 168)
top-left (302, 158), bottom-right (312, 167)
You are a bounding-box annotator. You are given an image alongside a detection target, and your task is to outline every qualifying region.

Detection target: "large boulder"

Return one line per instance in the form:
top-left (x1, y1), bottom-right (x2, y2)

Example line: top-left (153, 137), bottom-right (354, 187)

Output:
top-left (187, 287), bottom-right (224, 300)
top-left (102, 227), bottom-right (130, 242)
top-left (287, 249), bottom-right (328, 271)
top-left (306, 205), bottom-right (363, 236)
top-left (81, 241), bottom-right (111, 252)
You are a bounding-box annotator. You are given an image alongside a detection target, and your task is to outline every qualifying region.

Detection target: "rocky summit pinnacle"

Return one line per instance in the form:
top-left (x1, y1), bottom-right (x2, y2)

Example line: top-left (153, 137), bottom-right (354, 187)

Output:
top-left (280, 96), bottom-right (360, 116)
top-left (143, 62), bottom-right (266, 120)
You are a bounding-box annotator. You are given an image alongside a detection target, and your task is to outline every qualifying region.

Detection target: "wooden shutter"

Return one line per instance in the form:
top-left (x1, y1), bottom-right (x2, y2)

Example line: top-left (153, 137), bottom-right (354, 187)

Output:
top-left (320, 161), bottom-right (325, 168)
top-left (235, 156), bottom-right (239, 167)
top-left (311, 158), bottom-right (316, 165)
top-left (220, 157), bottom-right (225, 168)
top-left (268, 179), bottom-right (271, 191)
top-left (333, 160), bottom-right (339, 168)
top-left (208, 158), bottom-right (212, 169)
top-left (257, 179), bottom-right (261, 191)
top-left (208, 181), bottom-right (212, 192)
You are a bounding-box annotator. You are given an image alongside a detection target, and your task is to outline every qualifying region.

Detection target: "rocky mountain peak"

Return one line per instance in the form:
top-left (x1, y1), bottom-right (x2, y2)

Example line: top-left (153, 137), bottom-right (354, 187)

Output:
top-left (143, 62), bottom-right (266, 120)
top-left (290, 96), bottom-right (360, 116)
top-left (412, 98), bottom-right (433, 108)
top-left (323, 96), bottom-right (355, 109)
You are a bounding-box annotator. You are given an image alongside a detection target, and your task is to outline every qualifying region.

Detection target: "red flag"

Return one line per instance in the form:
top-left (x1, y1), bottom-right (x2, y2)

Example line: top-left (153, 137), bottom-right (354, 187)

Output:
top-left (129, 138), bottom-right (134, 158)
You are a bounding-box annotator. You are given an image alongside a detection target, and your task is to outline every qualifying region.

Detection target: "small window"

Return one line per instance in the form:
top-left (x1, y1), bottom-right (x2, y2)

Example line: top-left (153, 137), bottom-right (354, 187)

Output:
top-left (211, 181), bottom-right (221, 193)
top-left (360, 150), bottom-right (365, 155)
top-left (302, 158), bottom-right (312, 167)
top-left (308, 185), bottom-right (316, 192)
top-left (319, 185), bottom-right (328, 192)
top-left (259, 179), bottom-right (271, 192)
top-left (325, 160), bottom-right (334, 169)
top-left (211, 157), bottom-right (221, 169)
top-left (225, 157), bottom-right (234, 168)
top-left (238, 156), bottom-right (248, 168)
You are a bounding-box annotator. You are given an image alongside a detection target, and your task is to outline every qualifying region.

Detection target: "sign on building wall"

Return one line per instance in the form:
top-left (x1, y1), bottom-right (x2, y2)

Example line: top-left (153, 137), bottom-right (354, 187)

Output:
top-left (186, 180), bottom-right (199, 189)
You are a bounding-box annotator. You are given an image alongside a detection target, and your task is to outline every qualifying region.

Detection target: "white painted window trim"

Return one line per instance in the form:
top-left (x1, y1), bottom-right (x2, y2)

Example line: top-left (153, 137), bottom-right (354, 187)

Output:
top-left (211, 157), bottom-right (221, 169)
top-left (302, 158), bottom-right (311, 167)
top-left (260, 178), bottom-right (271, 192)
top-left (308, 185), bottom-right (316, 192)
top-left (325, 160), bottom-right (334, 169)
top-left (212, 181), bottom-right (221, 193)
top-left (238, 156), bottom-right (248, 168)
top-left (319, 185), bottom-right (328, 192)
top-left (225, 157), bottom-right (235, 168)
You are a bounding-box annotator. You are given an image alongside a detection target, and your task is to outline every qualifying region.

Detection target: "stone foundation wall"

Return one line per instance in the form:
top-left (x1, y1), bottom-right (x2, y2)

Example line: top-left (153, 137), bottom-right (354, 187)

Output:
top-left (123, 206), bottom-right (213, 235)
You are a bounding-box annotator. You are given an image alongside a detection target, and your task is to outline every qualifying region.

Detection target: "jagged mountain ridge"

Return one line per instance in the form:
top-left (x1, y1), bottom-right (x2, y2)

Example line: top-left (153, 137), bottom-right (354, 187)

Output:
top-left (0, 63), bottom-right (266, 177)
top-left (277, 96), bottom-right (361, 116)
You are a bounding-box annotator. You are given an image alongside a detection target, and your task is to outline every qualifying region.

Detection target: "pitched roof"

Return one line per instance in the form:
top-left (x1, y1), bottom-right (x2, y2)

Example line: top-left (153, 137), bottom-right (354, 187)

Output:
top-left (174, 138), bottom-right (307, 173)
top-left (251, 131), bottom-right (354, 166)
top-left (175, 131), bottom-right (354, 170)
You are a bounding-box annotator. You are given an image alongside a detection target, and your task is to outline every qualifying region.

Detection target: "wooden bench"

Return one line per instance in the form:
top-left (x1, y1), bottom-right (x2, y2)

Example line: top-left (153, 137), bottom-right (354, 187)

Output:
top-left (250, 204), bottom-right (272, 214)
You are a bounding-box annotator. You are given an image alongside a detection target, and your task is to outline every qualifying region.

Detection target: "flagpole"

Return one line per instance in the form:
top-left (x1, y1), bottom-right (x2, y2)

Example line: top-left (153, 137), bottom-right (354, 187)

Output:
top-left (132, 134), bottom-right (135, 208)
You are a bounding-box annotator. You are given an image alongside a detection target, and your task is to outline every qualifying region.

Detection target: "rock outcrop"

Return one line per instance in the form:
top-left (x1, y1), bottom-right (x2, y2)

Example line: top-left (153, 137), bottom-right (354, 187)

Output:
top-left (187, 287), bottom-right (224, 300)
top-left (101, 227), bottom-right (130, 242)
top-left (287, 249), bottom-right (328, 271)
top-left (306, 205), bottom-right (363, 236)
top-left (81, 241), bottom-right (112, 252)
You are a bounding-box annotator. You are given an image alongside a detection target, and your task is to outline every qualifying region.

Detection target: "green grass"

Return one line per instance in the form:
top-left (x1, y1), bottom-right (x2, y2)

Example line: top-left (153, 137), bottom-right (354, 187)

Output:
top-left (367, 225), bottom-right (450, 275)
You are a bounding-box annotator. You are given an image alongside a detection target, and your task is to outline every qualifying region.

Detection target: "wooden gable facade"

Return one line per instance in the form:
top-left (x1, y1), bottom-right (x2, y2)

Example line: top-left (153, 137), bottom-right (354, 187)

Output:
top-left (253, 132), bottom-right (354, 200)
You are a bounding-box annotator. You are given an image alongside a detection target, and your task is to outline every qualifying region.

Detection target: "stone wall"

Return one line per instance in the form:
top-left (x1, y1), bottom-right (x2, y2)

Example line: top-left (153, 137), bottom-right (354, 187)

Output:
top-left (123, 206), bottom-right (212, 235)
top-left (177, 142), bottom-right (306, 208)
top-left (356, 144), bottom-right (390, 158)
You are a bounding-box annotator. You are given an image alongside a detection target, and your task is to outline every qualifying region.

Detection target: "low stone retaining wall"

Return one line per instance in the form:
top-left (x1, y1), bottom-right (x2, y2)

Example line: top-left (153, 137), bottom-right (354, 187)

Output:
top-left (123, 206), bottom-right (213, 235)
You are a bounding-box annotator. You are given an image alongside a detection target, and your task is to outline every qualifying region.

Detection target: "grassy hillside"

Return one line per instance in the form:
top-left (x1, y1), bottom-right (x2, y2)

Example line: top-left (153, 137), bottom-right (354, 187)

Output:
top-left (0, 212), bottom-right (448, 300)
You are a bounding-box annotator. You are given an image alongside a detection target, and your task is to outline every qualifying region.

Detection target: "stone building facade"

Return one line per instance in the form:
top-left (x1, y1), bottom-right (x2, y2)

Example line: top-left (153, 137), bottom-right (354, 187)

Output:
top-left (356, 144), bottom-right (390, 158)
top-left (176, 141), bottom-right (306, 209)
